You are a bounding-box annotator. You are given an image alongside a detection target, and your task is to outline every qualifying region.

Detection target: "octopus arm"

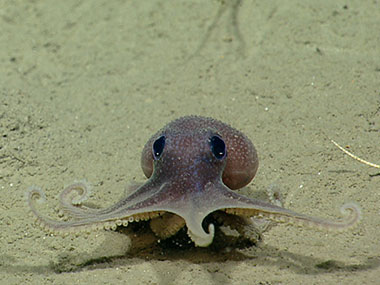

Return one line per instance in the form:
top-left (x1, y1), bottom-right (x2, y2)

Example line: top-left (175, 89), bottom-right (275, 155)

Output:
top-left (57, 182), bottom-right (101, 219)
top-left (26, 186), bottom-right (162, 234)
top-left (225, 202), bottom-right (361, 231)
top-left (57, 182), bottom-right (166, 219)
top-left (214, 186), bottom-right (362, 231)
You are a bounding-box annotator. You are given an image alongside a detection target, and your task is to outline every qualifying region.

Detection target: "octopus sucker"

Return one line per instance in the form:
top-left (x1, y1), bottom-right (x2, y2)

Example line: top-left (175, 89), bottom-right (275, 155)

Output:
top-left (27, 116), bottom-right (361, 248)
top-left (124, 210), bottom-right (165, 222)
top-left (224, 207), bottom-right (260, 216)
top-left (103, 222), bottom-right (113, 231)
top-left (149, 213), bottom-right (186, 239)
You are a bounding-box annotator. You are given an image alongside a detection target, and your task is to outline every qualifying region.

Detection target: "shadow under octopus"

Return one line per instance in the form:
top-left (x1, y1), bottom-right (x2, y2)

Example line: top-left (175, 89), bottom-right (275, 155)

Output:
top-left (27, 116), bottom-right (361, 247)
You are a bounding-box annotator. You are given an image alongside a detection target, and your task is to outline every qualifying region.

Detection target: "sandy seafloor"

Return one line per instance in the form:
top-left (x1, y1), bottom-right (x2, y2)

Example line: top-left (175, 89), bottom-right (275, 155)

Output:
top-left (0, 1), bottom-right (379, 284)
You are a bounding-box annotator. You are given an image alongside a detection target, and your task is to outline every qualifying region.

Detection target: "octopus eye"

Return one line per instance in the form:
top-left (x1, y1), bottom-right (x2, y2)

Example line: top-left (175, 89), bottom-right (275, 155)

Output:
top-left (152, 136), bottom-right (166, 160)
top-left (209, 135), bottom-right (226, 160)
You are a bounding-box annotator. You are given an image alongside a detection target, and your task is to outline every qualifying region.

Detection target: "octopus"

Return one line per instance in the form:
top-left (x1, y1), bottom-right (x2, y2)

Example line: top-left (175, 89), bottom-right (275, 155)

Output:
top-left (27, 115), bottom-right (361, 247)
